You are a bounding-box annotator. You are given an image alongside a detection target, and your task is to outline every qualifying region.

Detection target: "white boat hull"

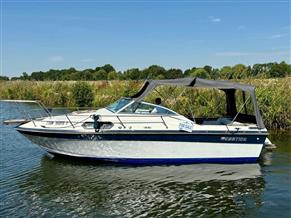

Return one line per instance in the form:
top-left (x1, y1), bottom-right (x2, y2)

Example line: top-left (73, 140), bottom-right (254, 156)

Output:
top-left (22, 132), bottom-right (265, 164)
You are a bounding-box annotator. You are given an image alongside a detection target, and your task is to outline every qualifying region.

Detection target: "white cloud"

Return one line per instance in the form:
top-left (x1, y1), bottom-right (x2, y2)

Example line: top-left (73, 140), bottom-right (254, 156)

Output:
top-left (209, 16), bottom-right (221, 23)
top-left (49, 55), bottom-right (64, 62)
top-left (269, 34), bottom-right (283, 39)
top-left (215, 51), bottom-right (289, 57)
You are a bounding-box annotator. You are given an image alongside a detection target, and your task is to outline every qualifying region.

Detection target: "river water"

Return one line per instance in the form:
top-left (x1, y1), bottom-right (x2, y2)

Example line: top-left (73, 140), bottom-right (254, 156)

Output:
top-left (0, 103), bottom-right (290, 217)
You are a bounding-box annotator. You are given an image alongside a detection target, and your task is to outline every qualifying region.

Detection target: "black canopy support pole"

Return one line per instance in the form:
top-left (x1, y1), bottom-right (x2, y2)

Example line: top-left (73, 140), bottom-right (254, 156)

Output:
top-left (130, 81), bottom-right (150, 99)
top-left (223, 89), bottom-right (237, 117)
top-left (242, 91), bottom-right (248, 114)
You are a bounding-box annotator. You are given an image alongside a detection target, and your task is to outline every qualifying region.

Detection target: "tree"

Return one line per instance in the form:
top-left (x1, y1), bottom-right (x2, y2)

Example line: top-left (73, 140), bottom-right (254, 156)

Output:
top-left (190, 68), bottom-right (210, 79)
top-left (166, 68), bottom-right (183, 79)
top-left (267, 61), bottom-right (290, 78)
top-left (30, 71), bottom-right (45, 81)
top-left (142, 65), bottom-right (167, 79)
top-left (102, 64), bottom-right (115, 73)
top-left (71, 82), bottom-right (94, 107)
top-left (20, 72), bottom-right (29, 80)
top-left (92, 69), bottom-right (108, 80)
top-left (203, 65), bottom-right (212, 74)
top-left (210, 68), bottom-right (220, 79)
top-left (184, 67), bottom-right (196, 77)
top-left (70, 72), bottom-right (82, 81)
top-left (6, 62), bottom-right (291, 81)
top-left (232, 64), bottom-right (248, 79)
top-left (81, 70), bottom-right (94, 80)
top-left (251, 64), bottom-right (264, 77)
top-left (220, 66), bottom-right (233, 79)
top-left (123, 68), bottom-right (141, 80)
top-left (107, 71), bottom-right (119, 80)
top-left (0, 76), bottom-right (9, 81)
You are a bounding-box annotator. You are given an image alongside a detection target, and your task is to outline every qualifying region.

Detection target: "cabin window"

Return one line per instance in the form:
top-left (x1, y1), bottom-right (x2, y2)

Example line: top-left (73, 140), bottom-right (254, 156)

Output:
top-left (134, 103), bottom-right (155, 114)
top-left (100, 122), bottom-right (114, 129)
top-left (82, 122), bottom-right (94, 129)
top-left (121, 102), bottom-right (140, 113)
top-left (55, 121), bottom-right (66, 125)
top-left (151, 106), bottom-right (176, 115)
top-left (46, 121), bottom-right (54, 125)
top-left (82, 122), bottom-right (113, 129)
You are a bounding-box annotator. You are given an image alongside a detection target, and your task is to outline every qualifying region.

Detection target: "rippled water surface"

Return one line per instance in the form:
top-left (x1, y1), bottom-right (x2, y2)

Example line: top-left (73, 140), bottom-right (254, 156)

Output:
top-left (0, 103), bottom-right (290, 217)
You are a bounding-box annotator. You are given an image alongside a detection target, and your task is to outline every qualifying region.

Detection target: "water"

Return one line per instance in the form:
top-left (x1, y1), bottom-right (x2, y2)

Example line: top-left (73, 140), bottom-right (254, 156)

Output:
top-left (0, 103), bottom-right (290, 217)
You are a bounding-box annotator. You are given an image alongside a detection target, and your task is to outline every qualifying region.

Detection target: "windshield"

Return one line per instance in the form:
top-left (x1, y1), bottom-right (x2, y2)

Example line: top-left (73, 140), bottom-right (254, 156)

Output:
top-left (120, 101), bottom-right (177, 115)
top-left (106, 98), bottom-right (132, 113)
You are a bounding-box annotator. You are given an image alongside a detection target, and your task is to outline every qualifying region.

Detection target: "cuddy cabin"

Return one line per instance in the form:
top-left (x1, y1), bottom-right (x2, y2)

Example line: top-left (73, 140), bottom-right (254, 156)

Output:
top-left (14, 78), bottom-right (269, 164)
top-left (19, 95), bottom-right (266, 135)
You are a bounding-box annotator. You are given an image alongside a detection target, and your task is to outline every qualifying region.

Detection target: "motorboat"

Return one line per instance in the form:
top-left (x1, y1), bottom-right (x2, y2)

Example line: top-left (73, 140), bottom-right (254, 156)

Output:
top-left (3, 78), bottom-right (269, 164)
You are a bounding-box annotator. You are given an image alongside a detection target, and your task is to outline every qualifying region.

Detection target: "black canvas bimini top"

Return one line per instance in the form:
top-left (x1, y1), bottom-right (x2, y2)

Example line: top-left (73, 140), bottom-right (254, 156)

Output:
top-left (131, 78), bottom-right (265, 129)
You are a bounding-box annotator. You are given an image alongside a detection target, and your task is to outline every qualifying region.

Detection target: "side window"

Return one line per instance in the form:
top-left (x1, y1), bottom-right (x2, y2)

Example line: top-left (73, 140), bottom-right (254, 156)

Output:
top-left (121, 102), bottom-right (140, 113)
top-left (135, 103), bottom-right (155, 114)
top-left (120, 102), bottom-right (176, 115)
top-left (151, 106), bottom-right (175, 115)
top-left (121, 102), bottom-right (155, 114)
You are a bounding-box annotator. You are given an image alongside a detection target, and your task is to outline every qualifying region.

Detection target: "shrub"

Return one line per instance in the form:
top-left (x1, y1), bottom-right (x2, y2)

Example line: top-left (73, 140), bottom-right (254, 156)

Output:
top-left (71, 81), bottom-right (94, 107)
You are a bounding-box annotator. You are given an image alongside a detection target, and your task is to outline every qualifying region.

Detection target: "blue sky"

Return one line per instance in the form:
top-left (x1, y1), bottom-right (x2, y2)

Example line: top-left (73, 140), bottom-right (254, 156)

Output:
top-left (1, 0), bottom-right (290, 76)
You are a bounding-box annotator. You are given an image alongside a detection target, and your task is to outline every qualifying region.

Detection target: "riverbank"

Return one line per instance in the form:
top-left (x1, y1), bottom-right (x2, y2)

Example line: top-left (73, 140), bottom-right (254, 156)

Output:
top-left (0, 77), bottom-right (290, 129)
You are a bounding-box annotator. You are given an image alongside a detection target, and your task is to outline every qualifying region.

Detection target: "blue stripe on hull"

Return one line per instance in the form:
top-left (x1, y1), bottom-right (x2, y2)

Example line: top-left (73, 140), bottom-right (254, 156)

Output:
top-left (50, 153), bottom-right (258, 165)
top-left (88, 157), bottom-right (259, 164)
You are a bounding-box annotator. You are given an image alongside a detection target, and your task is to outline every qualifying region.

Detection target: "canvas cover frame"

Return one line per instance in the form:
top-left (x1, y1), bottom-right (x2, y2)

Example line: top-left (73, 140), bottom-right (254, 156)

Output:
top-left (131, 78), bottom-right (265, 129)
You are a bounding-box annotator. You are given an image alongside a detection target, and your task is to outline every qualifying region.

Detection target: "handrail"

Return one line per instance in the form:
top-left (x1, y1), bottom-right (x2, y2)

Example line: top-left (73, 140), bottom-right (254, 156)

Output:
top-left (67, 113), bottom-right (183, 118)
top-left (116, 115), bottom-right (126, 128)
top-left (65, 114), bottom-right (75, 128)
top-left (37, 101), bottom-right (52, 117)
top-left (1, 100), bottom-right (189, 130)
top-left (33, 113), bottom-right (186, 129)
top-left (37, 113), bottom-right (185, 122)
top-left (16, 102), bottom-right (36, 127)
top-left (36, 116), bottom-right (176, 125)
top-left (160, 116), bottom-right (168, 129)
top-left (230, 95), bottom-right (251, 125)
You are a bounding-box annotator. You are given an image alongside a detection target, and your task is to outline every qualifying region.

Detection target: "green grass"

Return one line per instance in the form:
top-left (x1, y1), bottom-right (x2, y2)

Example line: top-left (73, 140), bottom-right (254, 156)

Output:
top-left (0, 78), bottom-right (290, 130)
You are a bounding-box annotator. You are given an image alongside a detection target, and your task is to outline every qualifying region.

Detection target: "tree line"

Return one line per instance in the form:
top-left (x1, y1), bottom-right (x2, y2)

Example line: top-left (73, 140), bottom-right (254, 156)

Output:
top-left (1, 61), bottom-right (290, 81)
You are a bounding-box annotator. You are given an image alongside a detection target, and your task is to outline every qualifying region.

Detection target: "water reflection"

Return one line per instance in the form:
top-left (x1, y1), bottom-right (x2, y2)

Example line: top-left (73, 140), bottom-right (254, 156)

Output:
top-left (18, 157), bottom-right (266, 217)
top-left (260, 149), bottom-right (274, 166)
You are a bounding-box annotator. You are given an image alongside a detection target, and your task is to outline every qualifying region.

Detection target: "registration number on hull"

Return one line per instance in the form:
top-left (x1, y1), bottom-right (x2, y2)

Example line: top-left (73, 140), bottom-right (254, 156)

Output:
top-left (220, 137), bottom-right (247, 142)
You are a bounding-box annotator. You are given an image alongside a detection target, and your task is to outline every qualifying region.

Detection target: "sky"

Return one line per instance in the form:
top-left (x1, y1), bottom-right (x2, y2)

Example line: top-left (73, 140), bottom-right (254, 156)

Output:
top-left (1, 0), bottom-right (290, 77)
